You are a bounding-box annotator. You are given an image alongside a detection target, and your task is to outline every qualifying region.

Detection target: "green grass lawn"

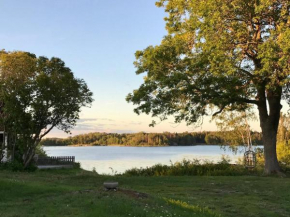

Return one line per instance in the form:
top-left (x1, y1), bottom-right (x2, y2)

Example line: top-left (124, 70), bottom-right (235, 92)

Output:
top-left (0, 169), bottom-right (290, 217)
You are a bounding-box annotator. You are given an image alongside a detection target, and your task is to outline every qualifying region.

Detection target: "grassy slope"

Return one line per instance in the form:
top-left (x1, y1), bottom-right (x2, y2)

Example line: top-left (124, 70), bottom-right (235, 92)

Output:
top-left (0, 169), bottom-right (289, 217)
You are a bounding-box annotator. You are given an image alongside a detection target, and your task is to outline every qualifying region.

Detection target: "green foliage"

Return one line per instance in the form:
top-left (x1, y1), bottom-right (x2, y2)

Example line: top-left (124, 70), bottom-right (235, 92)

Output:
top-left (127, 0), bottom-right (290, 172)
top-left (73, 162), bottom-right (81, 169)
top-left (0, 161), bottom-right (23, 171)
top-left (204, 133), bottom-right (222, 145)
top-left (40, 137), bottom-right (69, 146)
top-left (0, 160), bottom-right (37, 172)
top-left (277, 142), bottom-right (290, 166)
top-left (0, 51), bottom-right (93, 167)
top-left (42, 132), bottom-right (198, 146)
top-left (41, 131), bottom-right (262, 146)
top-left (256, 142), bottom-right (290, 169)
top-left (261, 112), bottom-right (290, 169)
top-left (277, 113), bottom-right (290, 142)
top-left (127, 0), bottom-right (290, 126)
top-left (255, 143), bottom-right (290, 173)
top-left (35, 144), bottom-right (47, 157)
top-left (213, 109), bottom-right (257, 146)
top-left (124, 158), bottom-right (261, 177)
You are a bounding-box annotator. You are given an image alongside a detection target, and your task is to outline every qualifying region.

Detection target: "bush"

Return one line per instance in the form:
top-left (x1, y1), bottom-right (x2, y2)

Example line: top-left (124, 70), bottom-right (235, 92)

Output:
top-left (255, 143), bottom-right (290, 172)
top-left (123, 158), bottom-right (262, 177)
top-left (0, 160), bottom-right (37, 172)
top-left (277, 142), bottom-right (290, 165)
top-left (36, 145), bottom-right (47, 157)
top-left (73, 162), bottom-right (81, 169)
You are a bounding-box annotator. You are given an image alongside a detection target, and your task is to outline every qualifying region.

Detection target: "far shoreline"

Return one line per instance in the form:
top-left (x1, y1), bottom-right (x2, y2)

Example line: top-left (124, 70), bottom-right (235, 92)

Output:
top-left (43, 143), bottom-right (262, 147)
top-left (45, 143), bottom-right (210, 147)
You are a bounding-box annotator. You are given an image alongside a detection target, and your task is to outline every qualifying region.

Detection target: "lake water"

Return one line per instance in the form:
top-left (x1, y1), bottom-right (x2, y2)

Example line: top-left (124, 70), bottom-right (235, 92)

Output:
top-left (43, 145), bottom-right (249, 174)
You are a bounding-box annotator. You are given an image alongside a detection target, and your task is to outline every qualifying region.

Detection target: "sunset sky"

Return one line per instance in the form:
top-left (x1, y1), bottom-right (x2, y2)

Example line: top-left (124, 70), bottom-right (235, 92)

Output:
top-left (2, 0), bottom-right (288, 137)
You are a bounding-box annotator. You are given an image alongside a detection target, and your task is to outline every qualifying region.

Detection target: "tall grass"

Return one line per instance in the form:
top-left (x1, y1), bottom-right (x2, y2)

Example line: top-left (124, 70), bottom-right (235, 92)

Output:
top-left (124, 158), bottom-right (262, 176)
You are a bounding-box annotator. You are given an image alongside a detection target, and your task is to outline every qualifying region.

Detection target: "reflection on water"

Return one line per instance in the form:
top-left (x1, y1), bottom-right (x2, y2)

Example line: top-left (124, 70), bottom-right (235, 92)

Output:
top-left (43, 145), bottom-right (248, 174)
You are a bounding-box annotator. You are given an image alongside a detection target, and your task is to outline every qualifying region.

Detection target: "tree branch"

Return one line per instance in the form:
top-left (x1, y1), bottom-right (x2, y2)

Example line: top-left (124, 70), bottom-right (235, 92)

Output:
top-left (237, 98), bottom-right (259, 105)
top-left (236, 67), bottom-right (254, 78)
top-left (40, 124), bottom-right (55, 140)
top-left (213, 105), bottom-right (226, 116)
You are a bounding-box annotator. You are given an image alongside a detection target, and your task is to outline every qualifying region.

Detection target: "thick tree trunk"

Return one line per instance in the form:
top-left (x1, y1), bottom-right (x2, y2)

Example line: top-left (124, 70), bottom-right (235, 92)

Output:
top-left (261, 122), bottom-right (281, 174)
top-left (257, 89), bottom-right (282, 174)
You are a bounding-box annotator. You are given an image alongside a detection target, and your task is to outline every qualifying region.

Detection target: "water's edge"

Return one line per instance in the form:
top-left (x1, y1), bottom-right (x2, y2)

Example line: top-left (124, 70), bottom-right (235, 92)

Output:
top-left (44, 145), bottom-right (257, 174)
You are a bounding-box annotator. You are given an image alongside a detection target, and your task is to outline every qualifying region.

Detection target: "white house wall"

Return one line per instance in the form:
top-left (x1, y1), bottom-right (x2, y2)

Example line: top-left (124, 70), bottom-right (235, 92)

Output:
top-left (0, 131), bottom-right (9, 162)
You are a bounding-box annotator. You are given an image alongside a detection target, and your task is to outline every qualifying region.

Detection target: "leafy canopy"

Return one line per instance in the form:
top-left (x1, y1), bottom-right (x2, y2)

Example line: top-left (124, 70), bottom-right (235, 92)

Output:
top-left (0, 51), bottom-right (93, 166)
top-left (127, 0), bottom-right (290, 125)
top-left (0, 51), bottom-right (93, 138)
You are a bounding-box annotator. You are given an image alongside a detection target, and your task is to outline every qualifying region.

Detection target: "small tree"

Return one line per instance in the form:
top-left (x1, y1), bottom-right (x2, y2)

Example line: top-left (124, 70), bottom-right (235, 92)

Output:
top-left (213, 109), bottom-right (257, 147)
top-left (0, 51), bottom-right (93, 167)
top-left (127, 0), bottom-right (290, 174)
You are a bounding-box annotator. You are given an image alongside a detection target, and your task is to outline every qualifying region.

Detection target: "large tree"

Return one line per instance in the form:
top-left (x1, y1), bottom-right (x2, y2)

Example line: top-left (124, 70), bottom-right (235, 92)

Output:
top-left (0, 51), bottom-right (93, 167)
top-left (127, 0), bottom-right (290, 174)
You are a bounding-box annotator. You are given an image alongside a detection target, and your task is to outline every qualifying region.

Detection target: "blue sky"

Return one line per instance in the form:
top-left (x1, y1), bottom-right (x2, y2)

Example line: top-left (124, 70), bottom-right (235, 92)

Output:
top-left (0, 0), bottom-right (268, 137)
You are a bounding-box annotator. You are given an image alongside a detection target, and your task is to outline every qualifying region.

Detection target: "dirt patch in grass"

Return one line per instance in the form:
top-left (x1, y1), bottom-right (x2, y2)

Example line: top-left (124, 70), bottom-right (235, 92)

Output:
top-left (118, 188), bottom-right (149, 199)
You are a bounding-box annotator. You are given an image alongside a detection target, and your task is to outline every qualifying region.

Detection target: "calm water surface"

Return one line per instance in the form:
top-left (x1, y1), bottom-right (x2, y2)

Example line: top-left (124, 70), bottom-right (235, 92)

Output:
top-left (43, 145), bottom-right (247, 174)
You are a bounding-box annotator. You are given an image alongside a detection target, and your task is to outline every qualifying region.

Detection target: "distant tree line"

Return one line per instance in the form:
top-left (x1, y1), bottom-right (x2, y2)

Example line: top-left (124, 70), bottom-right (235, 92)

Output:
top-left (41, 131), bottom-right (263, 147)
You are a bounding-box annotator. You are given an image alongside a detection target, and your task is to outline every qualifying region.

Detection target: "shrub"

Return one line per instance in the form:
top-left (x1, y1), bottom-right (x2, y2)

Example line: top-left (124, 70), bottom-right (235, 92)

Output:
top-left (0, 160), bottom-right (37, 172)
top-left (277, 142), bottom-right (290, 165)
top-left (73, 162), bottom-right (81, 169)
top-left (256, 143), bottom-right (290, 172)
top-left (123, 158), bottom-right (261, 176)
